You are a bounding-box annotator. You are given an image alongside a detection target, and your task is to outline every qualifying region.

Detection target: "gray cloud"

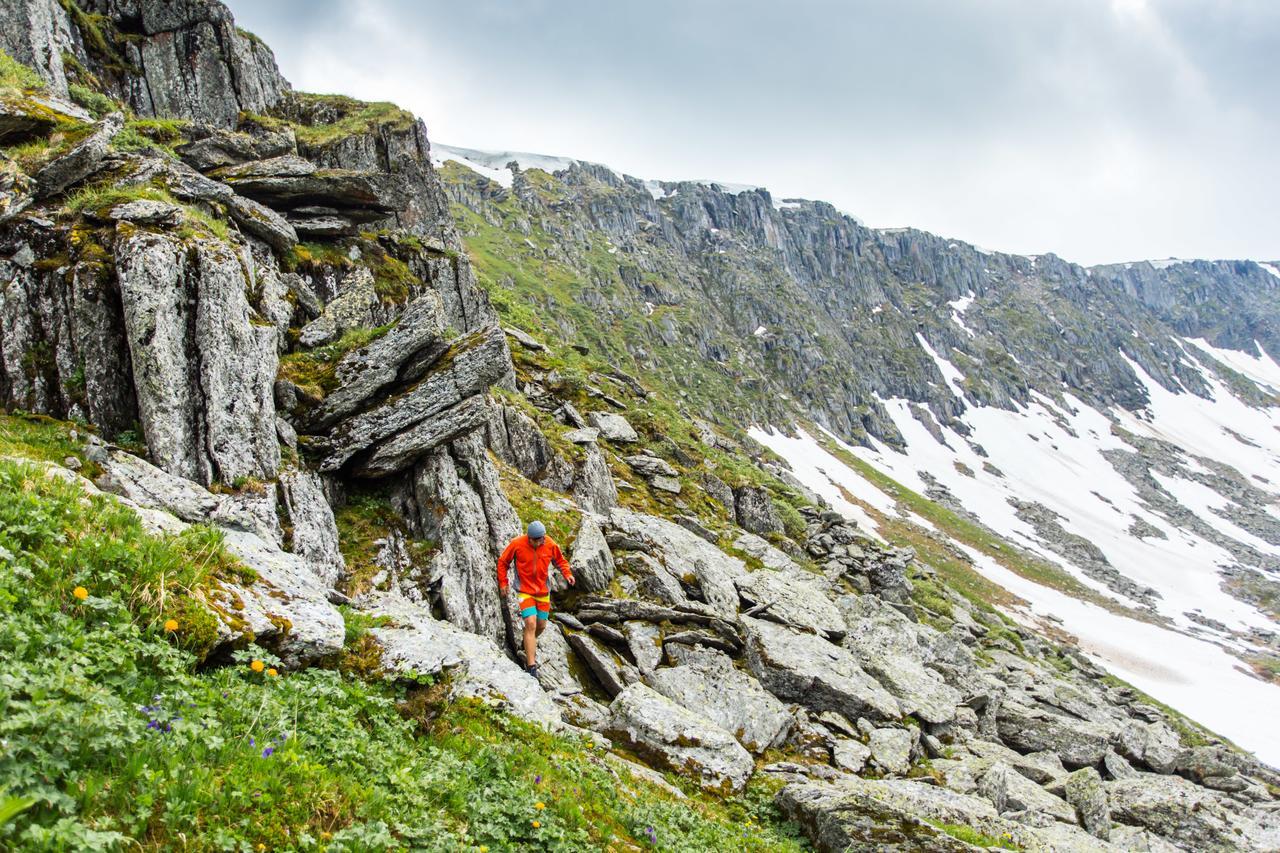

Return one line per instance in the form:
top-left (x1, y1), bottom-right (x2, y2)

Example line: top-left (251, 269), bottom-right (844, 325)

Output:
top-left (226, 0), bottom-right (1279, 265)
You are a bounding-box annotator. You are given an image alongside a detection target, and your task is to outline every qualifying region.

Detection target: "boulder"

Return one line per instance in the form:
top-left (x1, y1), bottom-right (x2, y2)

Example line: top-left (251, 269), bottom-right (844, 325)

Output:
top-left (965, 739), bottom-right (1067, 785)
top-left (644, 649), bottom-right (790, 753)
top-left (608, 508), bottom-right (749, 617)
top-left (869, 727), bottom-right (914, 775)
top-left (732, 531), bottom-right (800, 571)
top-left (177, 125), bottom-right (296, 171)
top-left (741, 616), bottom-right (900, 722)
top-left (1064, 767), bottom-right (1111, 840)
top-left (572, 442), bottom-right (618, 515)
top-left (1107, 774), bottom-right (1261, 851)
top-left (623, 621), bottom-right (664, 674)
top-left (735, 566), bottom-right (845, 640)
top-left (976, 761), bottom-right (1076, 824)
top-left (565, 631), bottom-right (631, 698)
top-left (108, 199), bottom-right (183, 225)
top-left (567, 514), bottom-right (614, 592)
top-left (995, 700), bottom-right (1117, 768)
top-left (33, 111), bottom-right (122, 197)
top-left (297, 267), bottom-right (379, 348)
top-left (832, 738), bottom-right (872, 773)
top-left (733, 485), bottom-right (782, 535)
top-left (1114, 719), bottom-right (1183, 775)
top-left (604, 684), bottom-right (754, 794)
top-left (586, 411), bottom-right (639, 442)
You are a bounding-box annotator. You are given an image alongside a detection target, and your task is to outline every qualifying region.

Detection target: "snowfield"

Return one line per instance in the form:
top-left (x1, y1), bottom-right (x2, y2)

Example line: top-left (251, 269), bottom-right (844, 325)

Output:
top-left (751, 337), bottom-right (1280, 766)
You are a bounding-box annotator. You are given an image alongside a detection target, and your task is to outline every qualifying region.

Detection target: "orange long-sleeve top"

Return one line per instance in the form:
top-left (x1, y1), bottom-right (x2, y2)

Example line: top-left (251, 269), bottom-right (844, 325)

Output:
top-left (497, 534), bottom-right (574, 596)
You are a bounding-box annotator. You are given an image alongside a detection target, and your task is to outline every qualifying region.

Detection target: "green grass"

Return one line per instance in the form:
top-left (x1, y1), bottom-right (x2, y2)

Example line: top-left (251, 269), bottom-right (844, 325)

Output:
top-left (0, 50), bottom-right (45, 95)
top-left (64, 180), bottom-right (231, 240)
top-left (0, 413), bottom-right (101, 479)
top-left (66, 82), bottom-right (115, 118)
top-left (0, 450), bottom-right (807, 850)
top-left (333, 488), bottom-right (434, 598)
top-left (277, 93), bottom-right (416, 149)
top-left (111, 117), bottom-right (190, 157)
top-left (498, 460), bottom-right (583, 551)
top-left (925, 820), bottom-right (1019, 849)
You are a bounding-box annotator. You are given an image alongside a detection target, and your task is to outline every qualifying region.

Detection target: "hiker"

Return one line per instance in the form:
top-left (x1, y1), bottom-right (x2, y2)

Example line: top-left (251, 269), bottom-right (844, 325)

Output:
top-left (497, 520), bottom-right (575, 678)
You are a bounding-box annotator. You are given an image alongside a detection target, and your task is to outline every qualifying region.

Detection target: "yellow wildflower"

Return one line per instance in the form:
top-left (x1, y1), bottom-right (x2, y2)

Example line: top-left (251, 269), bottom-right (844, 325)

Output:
top-left (267, 668), bottom-right (279, 678)
top-left (535, 801), bottom-right (546, 810)
top-left (163, 618), bottom-right (179, 632)
top-left (250, 659), bottom-right (265, 673)
top-left (73, 586), bottom-right (88, 601)
top-left (531, 820), bottom-right (541, 828)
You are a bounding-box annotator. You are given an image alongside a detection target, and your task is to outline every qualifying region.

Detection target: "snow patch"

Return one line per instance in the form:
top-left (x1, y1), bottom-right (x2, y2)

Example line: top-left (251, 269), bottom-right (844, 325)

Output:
top-left (1185, 337), bottom-right (1280, 394)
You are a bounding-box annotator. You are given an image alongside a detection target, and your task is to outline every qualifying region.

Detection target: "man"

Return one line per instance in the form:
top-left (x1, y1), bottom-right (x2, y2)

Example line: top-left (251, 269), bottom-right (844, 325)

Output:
top-left (497, 520), bottom-right (575, 678)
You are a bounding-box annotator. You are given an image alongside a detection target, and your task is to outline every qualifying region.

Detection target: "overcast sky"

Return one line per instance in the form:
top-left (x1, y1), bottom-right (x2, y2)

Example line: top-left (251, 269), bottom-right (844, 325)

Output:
top-left (226, 0), bottom-right (1278, 266)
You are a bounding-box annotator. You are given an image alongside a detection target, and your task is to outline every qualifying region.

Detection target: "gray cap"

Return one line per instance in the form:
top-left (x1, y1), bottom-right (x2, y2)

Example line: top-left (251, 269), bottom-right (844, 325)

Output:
top-left (527, 520), bottom-right (546, 539)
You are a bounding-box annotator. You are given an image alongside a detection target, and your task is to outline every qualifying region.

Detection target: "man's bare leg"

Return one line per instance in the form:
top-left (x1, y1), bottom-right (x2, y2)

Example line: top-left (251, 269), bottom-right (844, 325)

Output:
top-left (523, 614), bottom-right (539, 668)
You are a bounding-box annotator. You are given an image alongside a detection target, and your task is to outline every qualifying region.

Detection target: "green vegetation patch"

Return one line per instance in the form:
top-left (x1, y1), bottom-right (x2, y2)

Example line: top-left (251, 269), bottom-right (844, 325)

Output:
top-left (334, 487), bottom-right (433, 598)
top-left (498, 460), bottom-right (582, 550)
top-left (0, 50), bottom-right (45, 95)
top-left (278, 323), bottom-right (395, 399)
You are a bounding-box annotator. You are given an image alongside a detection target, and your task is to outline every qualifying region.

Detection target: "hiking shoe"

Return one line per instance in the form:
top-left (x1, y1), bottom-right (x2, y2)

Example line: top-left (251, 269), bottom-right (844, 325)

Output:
top-left (525, 664), bottom-right (539, 679)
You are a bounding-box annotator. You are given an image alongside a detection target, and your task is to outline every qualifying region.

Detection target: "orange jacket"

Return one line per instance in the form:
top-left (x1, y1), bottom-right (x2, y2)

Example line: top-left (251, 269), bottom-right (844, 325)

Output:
top-left (497, 534), bottom-right (573, 596)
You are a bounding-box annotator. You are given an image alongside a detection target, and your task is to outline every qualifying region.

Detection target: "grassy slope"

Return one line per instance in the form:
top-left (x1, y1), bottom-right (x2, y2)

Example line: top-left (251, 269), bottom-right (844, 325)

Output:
top-left (0, 416), bottom-right (805, 851)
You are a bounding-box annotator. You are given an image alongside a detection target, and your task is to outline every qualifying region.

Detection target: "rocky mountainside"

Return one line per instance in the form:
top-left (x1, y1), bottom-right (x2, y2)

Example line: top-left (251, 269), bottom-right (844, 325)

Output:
top-left (0, 1), bottom-right (1278, 850)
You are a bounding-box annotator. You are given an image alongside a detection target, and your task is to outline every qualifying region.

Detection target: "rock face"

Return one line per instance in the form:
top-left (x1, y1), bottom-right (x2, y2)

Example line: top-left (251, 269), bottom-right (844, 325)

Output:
top-left (995, 700), bottom-right (1117, 768)
top-left (604, 684), bottom-right (754, 794)
top-left (116, 231), bottom-right (280, 486)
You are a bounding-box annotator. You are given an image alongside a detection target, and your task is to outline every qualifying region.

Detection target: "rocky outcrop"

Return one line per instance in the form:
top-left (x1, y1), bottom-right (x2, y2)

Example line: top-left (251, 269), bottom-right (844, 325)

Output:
top-left (115, 230), bottom-right (280, 486)
top-left (604, 683), bottom-right (754, 794)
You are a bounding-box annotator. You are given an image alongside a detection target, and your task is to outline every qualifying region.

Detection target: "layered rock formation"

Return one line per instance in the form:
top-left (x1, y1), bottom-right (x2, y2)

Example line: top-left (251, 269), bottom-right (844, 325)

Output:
top-left (0, 2), bottom-right (1277, 851)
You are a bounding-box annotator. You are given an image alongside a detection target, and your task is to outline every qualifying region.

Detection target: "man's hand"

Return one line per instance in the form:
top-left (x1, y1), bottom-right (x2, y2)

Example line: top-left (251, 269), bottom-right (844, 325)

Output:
top-left (499, 585), bottom-right (509, 596)
top-left (567, 576), bottom-right (576, 587)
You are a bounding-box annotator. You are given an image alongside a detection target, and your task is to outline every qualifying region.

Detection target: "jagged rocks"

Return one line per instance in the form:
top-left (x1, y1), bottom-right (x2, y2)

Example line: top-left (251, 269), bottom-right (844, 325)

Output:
top-left (1114, 719), bottom-right (1183, 774)
top-left (604, 683), bottom-right (754, 794)
top-left (33, 112), bottom-right (122, 197)
top-left (645, 646), bottom-right (791, 754)
top-left (572, 442), bottom-right (618, 514)
top-left (734, 565), bottom-right (845, 640)
top-left (566, 514), bottom-right (615, 592)
top-left (297, 267), bottom-right (379, 348)
top-left (733, 485), bottom-right (783, 535)
top-left (279, 468), bottom-right (344, 587)
top-left (741, 616), bottom-right (901, 722)
top-left (565, 631), bottom-right (634, 698)
top-left (995, 700), bottom-right (1117, 768)
top-left (315, 326), bottom-right (510, 474)
top-left (586, 411), bottom-right (638, 442)
top-left (624, 453), bottom-right (681, 493)
top-left (976, 760), bottom-right (1077, 824)
top-left (1063, 768), bottom-right (1111, 839)
top-left (217, 155), bottom-right (406, 225)
top-left (840, 595), bottom-right (961, 724)
top-left (486, 399), bottom-right (573, 490)
top-left (364, 591), bottom-right (562, 730)
top-left (1107, 774), bottom-right (1278, 851)
top-left (115, 229), bottom-right (279, 485)
top-left (608, 508), bottom-right (748, 616)
top-left (177, 124), bottom-right (297, 172)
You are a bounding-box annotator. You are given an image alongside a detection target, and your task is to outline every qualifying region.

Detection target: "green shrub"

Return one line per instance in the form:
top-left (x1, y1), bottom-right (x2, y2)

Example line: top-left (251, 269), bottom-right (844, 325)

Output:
top-left (0, 50), bottom-right (45, 94)
top-left (66, 82), bottom-right (115, 117)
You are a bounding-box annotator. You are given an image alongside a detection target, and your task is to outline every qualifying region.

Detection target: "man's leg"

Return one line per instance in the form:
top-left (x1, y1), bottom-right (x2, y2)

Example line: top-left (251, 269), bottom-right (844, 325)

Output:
top-left (522, 614), bottom-right (538, 667)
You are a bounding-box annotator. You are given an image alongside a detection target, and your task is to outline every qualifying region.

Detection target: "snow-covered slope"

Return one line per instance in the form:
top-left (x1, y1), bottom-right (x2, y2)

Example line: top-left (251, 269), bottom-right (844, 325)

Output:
top-left (754, 339), bottom-right (1280, 764)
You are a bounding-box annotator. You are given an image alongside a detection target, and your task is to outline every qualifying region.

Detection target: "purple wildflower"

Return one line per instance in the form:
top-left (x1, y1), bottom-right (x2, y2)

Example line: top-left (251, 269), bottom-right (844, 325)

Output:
top-left (262, 746), bottom-right (274, 758)
top-left (146, 720), bottom-right (160, 730)
top-left (249, 737), bottom-right (255, 746)
top-left (534, 774), bottom-right (542, 785)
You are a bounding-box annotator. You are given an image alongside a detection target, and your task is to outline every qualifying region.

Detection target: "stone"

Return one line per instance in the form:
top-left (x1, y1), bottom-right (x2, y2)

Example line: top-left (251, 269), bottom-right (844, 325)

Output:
top-left (625, 454), bottom-right (678, 479)
top-left (732, 531), bottom-right (801, 571)
top-left (563, 427), bottom-right (599, 444)
top-left (604, 684), bottom-right (754, 794)
top-left (976, 760), bottom-right (1077, 824)
top-left (832, 738), bottom-right (872, 773)
top-left (353, 395), bottom-right (491, 478)
top-left (735, 567), bottom-right (845, 640)
top-left (649, 474), bottom-right (682, 494)
top-left (177, 125), bottom-right (296, 171)
top-left (298, 267), bottom-right (379, 348)
top-left (1064, 767), bottom-right (1110, 840)
top-left (316, 326), bottom-right (510, 473)
top-left (674, 514), bottom-right (717, 543)
top-left (1103, 749), bottom-right (1139, 780)
top-left (364, 591), bottom-right (561, 730)
top-left (741, 616), bottom-right (901, 722)
top-left (565, 631), bottom-right (630, 698)
top-left (303, 291), bottom-right (447, 429)
top-left (733, 485), bottom-right (783, 535)
top-left (623, 621), bottom-right (664, 674)
top-left (995, 700), bottom-right (1116, 767)
top-left (566, 514), bottom-right (614, 593)
top-left (964, 739), bottom-right (1067, 786)
top-left (503, 325), bottom-right (547, 351)
top-left (33, 112), bottom-right (122, 197)
top-left (586, 411), bottom-right (639, 442)
top-left (1107, 774), bottom-right (1260, 851)
top-left (869, 727), bottom-right (914, 775)
top-left (572, 443), bottom-right (618, 515)
top-left (644, 649), bottom-right (790, 754)
top-left (115, 230), bottom-right (279, 485)
top-left (608, 508), bottom-right (749, 617)
top-left (226, 194), bottom-right (299, 252)
top-left (108, 199), bottom-right (182, 225)
top-left (279, 468), bottom-right (344, 587)
top-left (1114, 719), bottom-right (1183, 775)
